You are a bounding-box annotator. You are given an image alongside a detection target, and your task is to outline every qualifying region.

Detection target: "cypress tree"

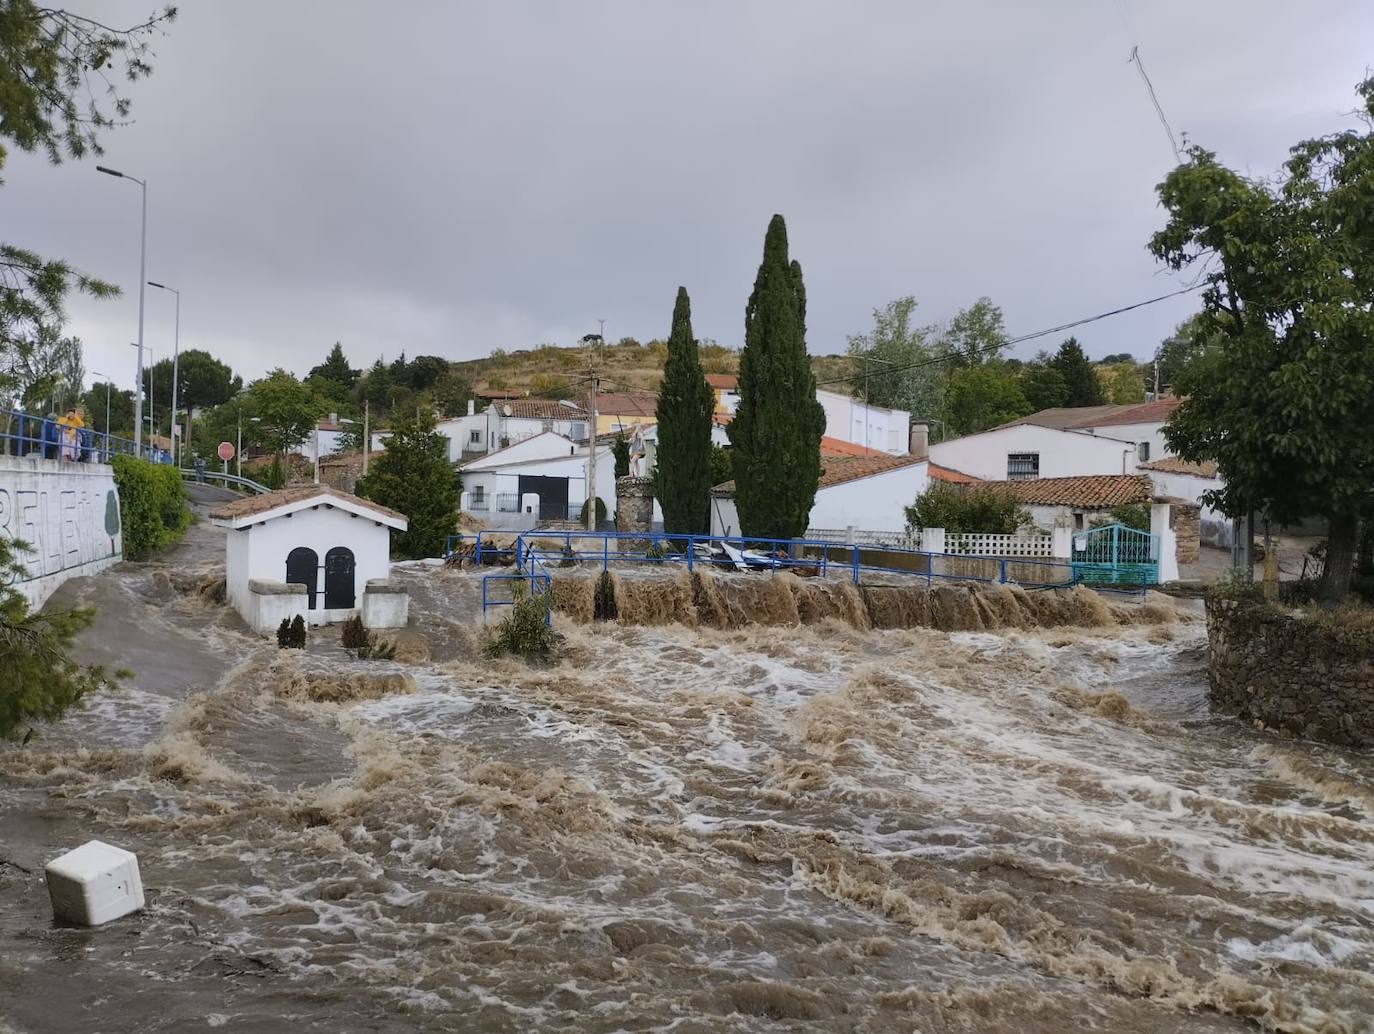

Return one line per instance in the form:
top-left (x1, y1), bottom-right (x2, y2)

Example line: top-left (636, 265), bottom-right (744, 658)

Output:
top-left (1050, 337), bottom-right (1106, 407)
top-left (654, 287), bottom-right (715, 533)
top-left (728, 215), bottom-right (825, 540)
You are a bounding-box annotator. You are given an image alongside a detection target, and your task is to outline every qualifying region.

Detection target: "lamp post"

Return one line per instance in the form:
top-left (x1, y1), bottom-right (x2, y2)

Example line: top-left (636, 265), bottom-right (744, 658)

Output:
top-left (237, 410), bottom-right (259, 479)
top-left (147, 281), bottom-right (180, 464)
top-left (97, 165), bottom-right (148, 457)
top-left (133, 344), bottom-right (156, 447)
top-left (91, 372), bottom-right (112, 459)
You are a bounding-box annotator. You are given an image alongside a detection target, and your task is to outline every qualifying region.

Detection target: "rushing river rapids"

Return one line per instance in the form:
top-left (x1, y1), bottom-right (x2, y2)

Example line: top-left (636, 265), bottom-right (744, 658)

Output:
top-left (3, 527), bottom-right (1374, 1033)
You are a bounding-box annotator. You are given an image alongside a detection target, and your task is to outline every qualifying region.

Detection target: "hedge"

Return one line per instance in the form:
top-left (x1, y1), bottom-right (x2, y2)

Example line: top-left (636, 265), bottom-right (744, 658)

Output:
top-left (111, 455), bottom-right (191, 559)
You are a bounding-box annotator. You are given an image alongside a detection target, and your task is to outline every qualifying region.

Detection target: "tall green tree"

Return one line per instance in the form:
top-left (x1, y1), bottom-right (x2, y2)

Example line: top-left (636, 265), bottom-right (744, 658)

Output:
top-left (1, 5), bottom-right (175, 358)
top-left (938, 297), bottom-right (1008, 366)
top-left (245, 369), bottom-right (323, 456)
top-left (1019, 358), bottom-right (1069, 411)
top-left (1099, 362), bottom-right (1146, 404)
top-left (844, 296), bottom-right (945, 419)
top-left (356, 408), bottom-right (456, 559)
top-left (1153, 315), bottom-right (1210, 394)
top-left (431, 367), bottom-right (473, 418)
top-left (1050, 337), bottom-right (1105, 407)
top-left (941, 362), bottom-right (1031, 436)
top-left (728, 215), bottom-right (825, 539)
top-left (654, 287), bottom-right (714, 534)
top-left (1150, 76), bottom-right (1374, 600)
top-left (308, 342), bottom-right (357, 388)
top-left (81, 382), bottom-right (135, 435)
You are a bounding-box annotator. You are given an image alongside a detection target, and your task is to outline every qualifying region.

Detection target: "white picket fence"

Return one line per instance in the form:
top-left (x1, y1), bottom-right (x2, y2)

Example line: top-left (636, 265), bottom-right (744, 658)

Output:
top-left (806, 527), bottom-right (1060, 559)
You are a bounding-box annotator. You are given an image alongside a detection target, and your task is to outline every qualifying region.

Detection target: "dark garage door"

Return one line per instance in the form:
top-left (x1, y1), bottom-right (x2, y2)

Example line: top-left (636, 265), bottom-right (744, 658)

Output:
top-left (516, 475), bottom-right (570, 521)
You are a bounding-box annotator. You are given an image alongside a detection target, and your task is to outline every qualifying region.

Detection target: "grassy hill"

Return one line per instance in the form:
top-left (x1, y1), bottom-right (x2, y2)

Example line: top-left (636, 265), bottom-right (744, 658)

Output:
top-left (448, 339), bottom-right (855, 398)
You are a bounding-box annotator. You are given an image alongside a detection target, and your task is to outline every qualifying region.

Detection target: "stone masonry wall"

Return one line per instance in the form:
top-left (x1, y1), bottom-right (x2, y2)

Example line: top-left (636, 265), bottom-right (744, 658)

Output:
top-left (1206, 597), bottom-right (1374, 748)
top-left (616, 476), bottom-right (655, 535)
top-left (1171, 503), bottom-right (1201, 566)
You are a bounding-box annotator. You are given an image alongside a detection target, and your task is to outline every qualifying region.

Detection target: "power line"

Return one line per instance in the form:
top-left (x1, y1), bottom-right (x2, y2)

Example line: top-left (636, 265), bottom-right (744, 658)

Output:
top-left (1130, 45), bottom-right (1182, 163)
top-left (819, 281), bottom-right (1205, 389)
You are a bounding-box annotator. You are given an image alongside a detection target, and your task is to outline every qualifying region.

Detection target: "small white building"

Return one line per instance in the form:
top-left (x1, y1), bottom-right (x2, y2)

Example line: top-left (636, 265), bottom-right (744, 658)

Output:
top-left (930, 423), bottom-right (1147, 483)
top-left (709, 454), bottom-right (933, 538)
top-left (209, 486), bottom-right (409, 634)
top-left (458, 431), bottom-right (616, 529)
top-left (986, 473), bottom-right (1154, 532)
top-left (484, 398), bottom-right (590, 452)
top-left (1140, 456), bottom-right (1230, 546)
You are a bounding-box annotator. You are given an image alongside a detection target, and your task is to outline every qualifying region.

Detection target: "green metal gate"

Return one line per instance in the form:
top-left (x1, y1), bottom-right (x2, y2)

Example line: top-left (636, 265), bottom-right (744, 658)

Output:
top-left (1070, 523), bottom-right (1159, 586)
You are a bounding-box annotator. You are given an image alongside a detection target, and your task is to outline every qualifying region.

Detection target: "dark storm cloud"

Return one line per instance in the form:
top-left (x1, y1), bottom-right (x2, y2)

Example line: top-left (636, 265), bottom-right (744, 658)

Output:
top-left (4, 0), bottom-right (1371, 390)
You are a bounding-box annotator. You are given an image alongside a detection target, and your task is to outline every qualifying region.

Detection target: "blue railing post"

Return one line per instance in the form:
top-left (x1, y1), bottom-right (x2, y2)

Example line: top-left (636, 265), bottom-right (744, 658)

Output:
top-left (603, 535), bottom-right (609, 572)
top-left (687, 534), bottom-right (694, 572)
top-left (851, 544), bottom-right (860, 585)
top-left (999, 558), bottom-right (1007, 584)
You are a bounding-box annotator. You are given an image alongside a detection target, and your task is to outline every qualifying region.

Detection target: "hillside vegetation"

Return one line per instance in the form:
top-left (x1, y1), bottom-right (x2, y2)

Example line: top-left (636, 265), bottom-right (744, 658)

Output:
top-left (448, 338), bottom-right (854, 398)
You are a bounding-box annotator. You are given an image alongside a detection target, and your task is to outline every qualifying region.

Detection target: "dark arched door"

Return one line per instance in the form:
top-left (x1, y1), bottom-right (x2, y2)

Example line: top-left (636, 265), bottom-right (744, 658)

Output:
top-left (324, 547), bottom-right (356, 610)
top-left (286, 547), bottom-right (318, 609)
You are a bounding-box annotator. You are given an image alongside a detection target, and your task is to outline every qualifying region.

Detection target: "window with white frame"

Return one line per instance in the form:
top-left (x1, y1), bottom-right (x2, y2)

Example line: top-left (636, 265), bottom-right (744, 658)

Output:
top-left (1007, 452), bottom-right (1040, 479)
top-left (469, 429), bottom-right (481, 445)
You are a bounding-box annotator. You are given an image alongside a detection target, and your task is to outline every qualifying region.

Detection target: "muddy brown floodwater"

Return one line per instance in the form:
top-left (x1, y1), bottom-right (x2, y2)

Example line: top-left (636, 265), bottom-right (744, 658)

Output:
top-left (2, 517), bottom-right (1373, 1033)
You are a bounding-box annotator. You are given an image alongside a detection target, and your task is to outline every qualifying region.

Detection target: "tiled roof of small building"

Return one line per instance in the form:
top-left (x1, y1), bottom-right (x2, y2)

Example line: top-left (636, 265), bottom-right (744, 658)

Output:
top-left (1139, 456), bottom-right (1219, 478)
top-left (990, 474), bottom-right (1152, 508)
top-left (489, 399), bottom-right (589, 420)
top-left (207, 484), bottom-right (407, 524)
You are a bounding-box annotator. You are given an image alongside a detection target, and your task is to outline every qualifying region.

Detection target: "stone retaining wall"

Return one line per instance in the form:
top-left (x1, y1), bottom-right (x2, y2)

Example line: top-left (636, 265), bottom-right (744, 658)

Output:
top-left (1206, 597), bottom-right (1374, 748)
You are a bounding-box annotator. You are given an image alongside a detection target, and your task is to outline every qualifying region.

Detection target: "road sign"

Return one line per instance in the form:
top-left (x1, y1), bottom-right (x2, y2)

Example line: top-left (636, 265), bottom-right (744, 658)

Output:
top-left (217, 441), bottom-right (235, 462)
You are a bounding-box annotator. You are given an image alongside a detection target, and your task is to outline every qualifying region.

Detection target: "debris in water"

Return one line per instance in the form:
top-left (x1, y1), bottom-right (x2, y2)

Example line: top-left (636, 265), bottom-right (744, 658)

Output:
top-left (45, 840), bottom-right (144, 926)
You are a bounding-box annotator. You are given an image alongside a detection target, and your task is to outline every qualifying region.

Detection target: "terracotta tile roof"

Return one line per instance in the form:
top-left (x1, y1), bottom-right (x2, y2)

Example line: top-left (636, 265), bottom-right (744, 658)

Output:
top-left (820, 436), bottom-right (889, 457)
top-left (711, 453), bottom-right (926, 495)
top-left (488, 399), bottom-right (588, 420)
top-left (929, 463), bottom-right (981, 485)
top-left (990, 474), bottom-right (1152, 508)
top-left (207, 484), bottom-right (407, 524)
top-left (1140, 456), bottom-right (1219, 478)
top-left (706, 374), bottom-right (738, 389)
top-left (999, 398), bottom-right (1183, 432)
top-left (594, 392), bottom-right (658, 416)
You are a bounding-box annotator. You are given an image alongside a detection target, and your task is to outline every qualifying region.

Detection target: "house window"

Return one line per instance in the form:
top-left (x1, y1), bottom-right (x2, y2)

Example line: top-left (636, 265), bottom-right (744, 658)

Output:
top-left (542, 419), bottom-right (554, 432)
top-left (471, 485), bottom-right (486, 511)
top-left (1138, 441), bottom-right (1150, 462)
top-left (469, 429), bottom-right (481, 445)
top-left (1007, 452), bottom-right (1040, 480)
top-left (571, 421), bottom-right (586, 440)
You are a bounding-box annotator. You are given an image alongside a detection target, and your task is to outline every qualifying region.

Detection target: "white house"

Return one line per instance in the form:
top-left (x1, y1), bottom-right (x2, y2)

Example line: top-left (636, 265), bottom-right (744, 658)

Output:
top-left (994, 399), bottom-right (1184, 465)
top-left (484, 398), bottom-right (590, 452)
top-left (816, 388), bottom-right (911, 457)
top-left (209, 485), bottom-right (410, 634)
top-left (709, 454), bottom-right (937, 538)
top-left (298, 415), bottom-right (355, 462)
top-left (1140, 457), bottom-right (1230, 546)
top-left (930, 423), bottom-right (1146, 483)
top-left (458, 431), bottom-right (615, 529)
top-left (986, 473), bottom-right (1154, 531)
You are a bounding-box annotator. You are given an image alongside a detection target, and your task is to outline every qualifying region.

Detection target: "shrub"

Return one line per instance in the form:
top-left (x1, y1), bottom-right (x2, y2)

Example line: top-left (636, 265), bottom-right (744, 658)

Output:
top-left (277, 615), bottom-right (306, 649)
top-left (484, 589), bottom-right (563, 659)
top-left (904, 482), bottom-right (1029, 535)
top-left (111, 454), bottom-right (191, 559)
top-left (265, 453), bottom-right (286, 489)
top-left (645, 541), bottom-right (667, 563)
top-left (1098, 503), bottom-right (1151, 532)
top-left (593, 570), bottom-right (617, 620)
top-left (340, 614), bottom-right (394, 659)
top-left (579, 496), bottom-right (608, 526)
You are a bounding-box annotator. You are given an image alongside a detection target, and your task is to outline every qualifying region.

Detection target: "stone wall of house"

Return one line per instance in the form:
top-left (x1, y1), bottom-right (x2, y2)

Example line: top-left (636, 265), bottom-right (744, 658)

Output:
top-left (1171, 503), bottom-right (1201, 566)
top-left (1206, 597), bottom-right (1374, 747)
top-left (615, 476), bottom-right (655, 535)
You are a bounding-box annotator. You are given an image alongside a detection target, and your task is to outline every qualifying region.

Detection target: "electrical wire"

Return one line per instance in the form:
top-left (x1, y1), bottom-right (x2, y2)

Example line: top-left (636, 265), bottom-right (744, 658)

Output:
top-left (1130, 45), bottom-right (1183, 163)
top-left (817, 281), bottom-right (1205, 389)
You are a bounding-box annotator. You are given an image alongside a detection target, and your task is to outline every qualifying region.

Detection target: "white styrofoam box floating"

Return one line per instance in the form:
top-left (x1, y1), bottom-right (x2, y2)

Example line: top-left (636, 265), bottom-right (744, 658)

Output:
top-left (44, 840), bottom-right (145, 926)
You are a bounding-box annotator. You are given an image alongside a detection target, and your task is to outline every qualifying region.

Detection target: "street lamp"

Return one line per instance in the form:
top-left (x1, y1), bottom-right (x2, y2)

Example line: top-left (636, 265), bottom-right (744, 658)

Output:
top-left (314, 417), bottom-right (355, 484)
top-left (133, 343), bottom-right (156, 447)
top-left (147, 281), bottom-right (180, 465)
top-left (91, 372), bottom-right (112, 460)
top-left (97, 165), bottom-right (148, 457)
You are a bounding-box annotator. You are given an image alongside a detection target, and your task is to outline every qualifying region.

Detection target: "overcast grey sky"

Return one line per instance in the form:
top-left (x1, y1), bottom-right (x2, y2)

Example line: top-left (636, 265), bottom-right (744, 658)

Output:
top-left (6, 0), bottom-right (1372, 390)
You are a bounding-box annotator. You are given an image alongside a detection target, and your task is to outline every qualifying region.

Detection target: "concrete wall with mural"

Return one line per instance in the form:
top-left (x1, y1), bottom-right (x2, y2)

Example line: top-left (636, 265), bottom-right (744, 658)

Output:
top-left (0, 455), bottom-right (122, 610)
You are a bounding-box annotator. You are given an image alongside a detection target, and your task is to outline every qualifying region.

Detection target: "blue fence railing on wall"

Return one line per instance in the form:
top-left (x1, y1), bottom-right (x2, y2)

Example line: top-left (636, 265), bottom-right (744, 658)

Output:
top-left (2, 408), bottom-right (171, 464)
top-left (444, 528), bottom-right (1153, 621)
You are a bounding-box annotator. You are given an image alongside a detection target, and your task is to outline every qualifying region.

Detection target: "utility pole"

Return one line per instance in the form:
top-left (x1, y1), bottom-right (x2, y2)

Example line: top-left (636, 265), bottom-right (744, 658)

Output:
top-left (586, 370), bottom-right (600, 529)
top-left (362, 398), bottom-right (370, 475)
top-left (1153, 360), bottom-right (1161, 399)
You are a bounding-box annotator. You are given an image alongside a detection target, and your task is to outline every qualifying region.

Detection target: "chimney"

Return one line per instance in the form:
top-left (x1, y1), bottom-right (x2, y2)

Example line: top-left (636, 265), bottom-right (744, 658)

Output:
top-left (328, 412), bottom-right (338, 425)
top-left (467, 398), bottom-right (475, 417)
top-left (908, 422), bottom-right (929, 460)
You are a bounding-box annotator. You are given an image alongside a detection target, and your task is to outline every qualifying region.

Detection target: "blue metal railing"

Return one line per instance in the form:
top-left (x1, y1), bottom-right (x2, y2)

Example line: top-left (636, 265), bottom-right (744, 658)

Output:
top-left (2, 408), bottom-right (171, 464)
top-left (443, 529), bottom-right (1152, 621)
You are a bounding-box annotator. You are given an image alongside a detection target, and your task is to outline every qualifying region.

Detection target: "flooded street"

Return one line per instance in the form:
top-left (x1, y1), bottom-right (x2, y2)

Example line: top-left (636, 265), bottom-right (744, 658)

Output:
top-left (2, 520), bottom-right (1373, 1033)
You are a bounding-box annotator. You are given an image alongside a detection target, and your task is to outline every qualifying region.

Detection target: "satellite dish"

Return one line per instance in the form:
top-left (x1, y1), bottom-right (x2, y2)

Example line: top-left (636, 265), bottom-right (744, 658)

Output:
top-left (502, 404), bottom-right (512, 417)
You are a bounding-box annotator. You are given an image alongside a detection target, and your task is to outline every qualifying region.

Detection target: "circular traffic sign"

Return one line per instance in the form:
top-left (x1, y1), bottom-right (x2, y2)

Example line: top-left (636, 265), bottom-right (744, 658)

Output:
top-left (217, 441), bottom-right (235, 462)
